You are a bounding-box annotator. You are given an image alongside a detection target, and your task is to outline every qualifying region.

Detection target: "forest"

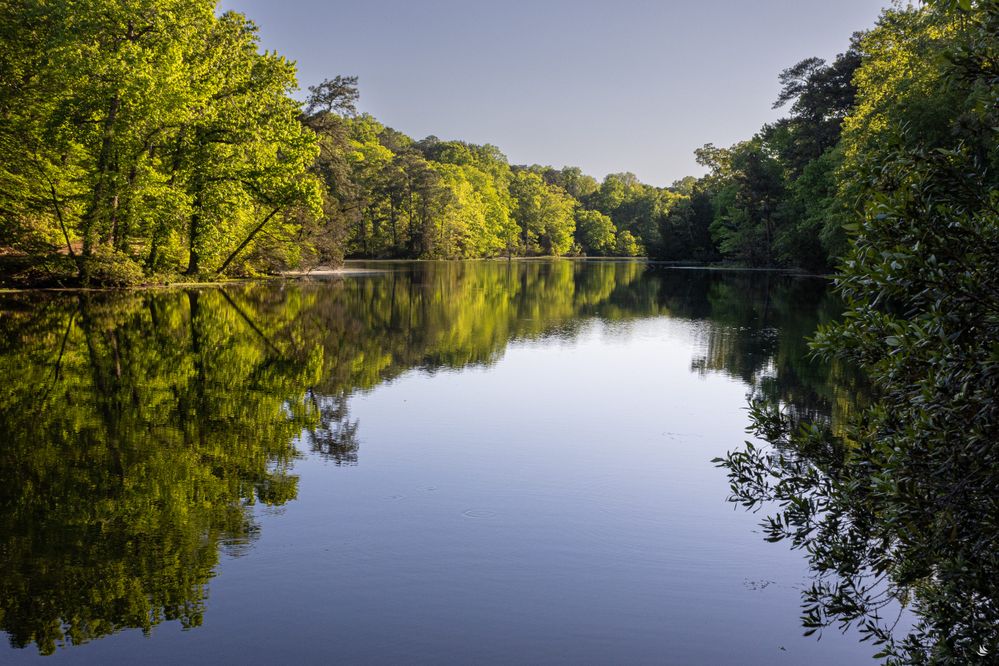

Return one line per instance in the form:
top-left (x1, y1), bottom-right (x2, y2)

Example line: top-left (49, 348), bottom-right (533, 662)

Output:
top-left (0, 0), bottom-right (956, 286)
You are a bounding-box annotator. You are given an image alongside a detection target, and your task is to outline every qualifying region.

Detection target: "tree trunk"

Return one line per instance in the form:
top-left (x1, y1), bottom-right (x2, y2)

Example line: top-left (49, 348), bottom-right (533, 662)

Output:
top-left (215, 207), bottom-right (282, 276)
top-left (186, 208), bottom-right (202, 275)
top-left (82, 95), bottom-right (121, 258)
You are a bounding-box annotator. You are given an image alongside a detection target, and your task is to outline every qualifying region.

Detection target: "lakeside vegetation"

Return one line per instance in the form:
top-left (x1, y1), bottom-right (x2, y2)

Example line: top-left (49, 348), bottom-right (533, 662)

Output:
top-left (718, 1), bottom-right (999, 663)
top-left (0, 0), bottom-right (935, 286)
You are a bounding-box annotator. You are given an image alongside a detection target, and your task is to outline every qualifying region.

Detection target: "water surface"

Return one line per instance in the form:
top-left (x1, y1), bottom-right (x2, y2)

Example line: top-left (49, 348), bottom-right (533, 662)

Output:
top-left (0, 260), bottom-right (869, 663)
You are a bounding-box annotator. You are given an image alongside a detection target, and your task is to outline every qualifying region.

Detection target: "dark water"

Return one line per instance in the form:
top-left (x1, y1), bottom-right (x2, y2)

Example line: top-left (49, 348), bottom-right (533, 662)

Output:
top-left (0, 260), bottom-right (869, 664)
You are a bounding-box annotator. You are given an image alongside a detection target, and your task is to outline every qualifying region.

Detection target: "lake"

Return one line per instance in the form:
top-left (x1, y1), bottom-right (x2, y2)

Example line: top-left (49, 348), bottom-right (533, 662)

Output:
top-left (0, 260), bottom-right (872, 664)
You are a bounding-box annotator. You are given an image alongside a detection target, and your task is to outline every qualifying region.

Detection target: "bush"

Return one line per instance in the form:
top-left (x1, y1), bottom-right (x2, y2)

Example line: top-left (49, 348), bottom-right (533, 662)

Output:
top-left (82, 248), bottom-right (146, 287)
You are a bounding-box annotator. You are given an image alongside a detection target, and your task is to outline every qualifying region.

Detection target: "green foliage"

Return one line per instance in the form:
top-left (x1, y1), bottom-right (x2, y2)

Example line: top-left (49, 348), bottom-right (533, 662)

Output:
top-left (581, 172), bottom-right (676, 255)
top-left (656, 185), bottom-right (719, 262)
top-left (774, 145), bottom-right (850, 270)
top-left (614, 230), bottom-right (640, 257)
top-left (0, 1), bottom-right (320, 285)
top-left (706, 139), bottom-right (785, 266)
top-left (539, 166), bottom-right (600, 199)
top-left (509, 170), bottom-right (576, 256)
top-left (80, 247), bottom-right (147, 286)
top-left (717, 2), bottom-right (999, 662)
top-left (0, 0), bottom-right (918, 281)
top-left (575, 209), bottom-right (617, 255)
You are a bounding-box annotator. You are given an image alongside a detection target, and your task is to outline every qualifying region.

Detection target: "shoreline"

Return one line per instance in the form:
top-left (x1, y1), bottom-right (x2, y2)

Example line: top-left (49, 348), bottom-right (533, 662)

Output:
top-left (0, 259), bottom-right (828, 294)
top-left (0, 266), bottom-right (366, 295)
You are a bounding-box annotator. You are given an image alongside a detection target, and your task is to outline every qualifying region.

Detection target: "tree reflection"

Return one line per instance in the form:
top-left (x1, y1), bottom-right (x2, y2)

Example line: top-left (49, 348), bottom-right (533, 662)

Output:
top-left (0, 261), bottom-right (847, 654)
top-left (657, 269), bottom-right (866, 429)
top-left (303, 391), bottom-right (359, 465)
top-left (0, 290), bottom-right (313, 654)
top-left (0, 260), bottom-right (656, 654)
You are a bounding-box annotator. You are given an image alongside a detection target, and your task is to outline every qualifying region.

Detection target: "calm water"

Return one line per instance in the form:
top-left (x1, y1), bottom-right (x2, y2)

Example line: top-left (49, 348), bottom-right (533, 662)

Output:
top-left (0, 260), bottom-right (870, 664)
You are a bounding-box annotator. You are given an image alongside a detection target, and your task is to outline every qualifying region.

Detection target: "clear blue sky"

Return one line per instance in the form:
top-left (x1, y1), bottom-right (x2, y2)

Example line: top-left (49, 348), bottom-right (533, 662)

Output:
top-left (218, 0), bottom-right (889, 186)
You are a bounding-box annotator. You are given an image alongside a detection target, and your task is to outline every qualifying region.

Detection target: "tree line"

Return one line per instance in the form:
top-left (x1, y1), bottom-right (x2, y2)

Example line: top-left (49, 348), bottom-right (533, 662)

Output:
top-left (0, 0), bottom-right (914, 286)
top-left (0, 0), bottom-right (666, 286)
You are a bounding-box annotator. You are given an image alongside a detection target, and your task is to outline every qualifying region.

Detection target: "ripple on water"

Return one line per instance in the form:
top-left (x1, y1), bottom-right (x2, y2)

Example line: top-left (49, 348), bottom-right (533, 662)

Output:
top-left (462, 509), bottom-right (497, 519)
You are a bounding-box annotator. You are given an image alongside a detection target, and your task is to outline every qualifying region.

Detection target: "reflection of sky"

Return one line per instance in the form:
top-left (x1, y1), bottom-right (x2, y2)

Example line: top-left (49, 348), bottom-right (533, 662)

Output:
top-left (10, 318), bottom-right (873, 664)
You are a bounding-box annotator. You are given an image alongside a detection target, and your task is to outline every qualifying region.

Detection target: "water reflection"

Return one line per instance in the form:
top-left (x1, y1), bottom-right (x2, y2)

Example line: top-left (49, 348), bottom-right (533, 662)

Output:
top-left (0, 290), bottom-right (310, 654)
top-left (662, 270), bottom-right (866, 428)
top-left (0, 260), bottom-right (849, 656)
top-left (303, 392), bottom-right (359, 465)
